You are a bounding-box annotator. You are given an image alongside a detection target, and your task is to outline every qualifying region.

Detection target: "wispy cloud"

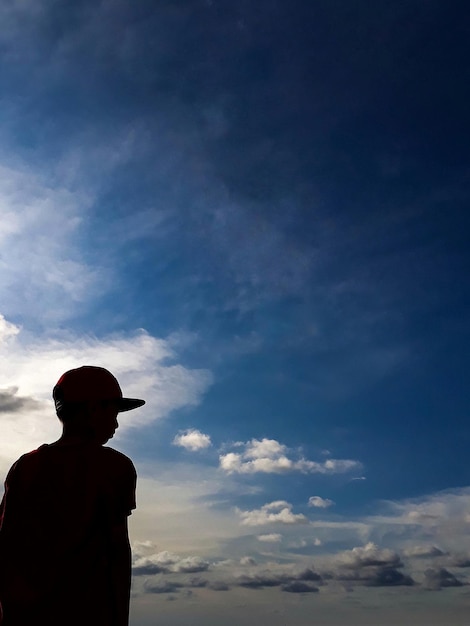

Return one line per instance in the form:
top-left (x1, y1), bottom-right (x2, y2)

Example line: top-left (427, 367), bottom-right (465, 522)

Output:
top-left (0, 164), bottom-right (102, 325)
top-left (257, 534), bottom-right (282, 543)
top-left (219, 438), bottom-right (361, 475)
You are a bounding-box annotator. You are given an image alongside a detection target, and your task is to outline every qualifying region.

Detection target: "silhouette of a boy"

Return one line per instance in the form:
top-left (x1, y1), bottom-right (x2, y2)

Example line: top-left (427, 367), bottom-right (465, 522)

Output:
top-left (0, 366), bottom-right (145, 626)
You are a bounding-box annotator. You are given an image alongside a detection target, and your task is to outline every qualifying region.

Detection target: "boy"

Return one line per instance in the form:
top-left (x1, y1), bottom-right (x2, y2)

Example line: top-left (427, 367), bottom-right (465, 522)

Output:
top-left (0, 366), bottom-right (145, 626)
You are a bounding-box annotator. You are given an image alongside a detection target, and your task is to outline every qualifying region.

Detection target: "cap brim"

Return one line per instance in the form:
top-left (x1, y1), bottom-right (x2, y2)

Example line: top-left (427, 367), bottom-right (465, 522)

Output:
top-left (118, 398), bottom-right (146, 412)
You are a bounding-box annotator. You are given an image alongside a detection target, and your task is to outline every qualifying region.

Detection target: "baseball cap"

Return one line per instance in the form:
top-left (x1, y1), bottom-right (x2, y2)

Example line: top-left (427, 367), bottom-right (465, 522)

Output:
top-left (53, 366), bottom-right (146, 413)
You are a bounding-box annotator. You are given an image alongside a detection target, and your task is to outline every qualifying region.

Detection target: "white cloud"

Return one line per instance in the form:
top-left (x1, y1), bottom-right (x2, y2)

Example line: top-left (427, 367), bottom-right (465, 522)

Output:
top-left (0, 314), bottom-right (212, 467)
top-left (334, 542), bottom-right (402, 569)
top-left (219, 438), bottom-right (361, 475)
top-left (133, 550), bottom-right (210, 574)
top-left (173, 429), bottom-right (212, 451)
top-left (244, 438), bottom-right (286, 459)
top-left (257, 534), bottom-right (282, 543)
top-left (238, 501), bottom-right (308, 527)
top-left (308, 496), bottom-right (335, 509)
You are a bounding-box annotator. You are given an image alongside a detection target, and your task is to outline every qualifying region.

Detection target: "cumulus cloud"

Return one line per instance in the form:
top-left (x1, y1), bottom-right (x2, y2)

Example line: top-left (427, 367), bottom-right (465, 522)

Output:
top-left (238, 501), bottom-right (308, 526)
top-left (133, 551), bottom-right (210, 576)
top-left (333, 542), bottom-right (414, 588)
top-left (335, 542), bottom-right (402, 569)
top-left (308, 496), bottom-right (334, 509)
top-left (173, 428), bottom-right (212, 451)
top-left (219, 438), bottom-right (361, 475)
top-left (0, 315), bottom-right (212, 465)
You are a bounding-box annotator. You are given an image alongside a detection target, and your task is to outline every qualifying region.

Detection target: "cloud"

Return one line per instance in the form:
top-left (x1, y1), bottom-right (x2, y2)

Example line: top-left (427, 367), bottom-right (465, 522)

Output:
top-left (240, 556), bottom-right (257, 566)
top-left (219, 438), bottom-right (361, 475)
top-left (233, 565), bottom-right (323, 592)
top-left (448, 555), bottom-right (470, 568)
top-left (423, 568), bottom-right (464, 591)
top-left (364, 568), bottom-right (414, 587)
top-left (236, 574), bottom-right (284, 589)
top-left (297, 568), bottom-right (322, 582)
top-left (0, 387), bottom-right (44, 414)
top-left (133, 551), bottom-right (210, 576)
top-left (143, 580), bottom-right (184, 594)
top-left (237, 501), bottom-right (308, 526)
top-left (365, 487), bottom-right (470, 554)
top-left (333, 542), bottom-right (414, 588)
top-left (335, 542), bottom-right (403, 569)
top-left (0, 315), bottom-right (212, 465)
top-left (173, 429), bottom-right (212, 451)
top-left (403, 545), bottom-right (446, 559)
top-left (257, 534), bottom-right (282, 543)
top-left (308, 496), bottom-right (334, 509)
top-left (281, 581), bottom-right (319, 593)
top-left (0, 164), bottom-right (103, 325)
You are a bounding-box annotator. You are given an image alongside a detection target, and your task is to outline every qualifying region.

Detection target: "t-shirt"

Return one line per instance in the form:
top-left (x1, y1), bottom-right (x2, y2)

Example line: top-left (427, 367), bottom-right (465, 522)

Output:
top-left (0, 442), bottom-right (136, 626)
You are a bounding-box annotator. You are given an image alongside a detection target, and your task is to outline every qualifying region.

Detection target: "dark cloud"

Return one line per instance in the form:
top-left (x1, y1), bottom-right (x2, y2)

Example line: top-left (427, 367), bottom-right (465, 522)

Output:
top-left (296, 568), bottom-right (322, 582)
top-left (235, 567), bottom-right (324, 591)
top-left (132, 563), bottom-right (165, 576)
top-left (237, 574), bottom-right (285, 589)
top-left (365, 568), bottom-right (414, 588)
top-left (336, 566), bottom-right (414, 588)
top-left (0, 387), bottom-right (43, 414)
top-left (423, 568), bottom-right (464, 591)
top-left (281, 581), bottom-right (319, 594)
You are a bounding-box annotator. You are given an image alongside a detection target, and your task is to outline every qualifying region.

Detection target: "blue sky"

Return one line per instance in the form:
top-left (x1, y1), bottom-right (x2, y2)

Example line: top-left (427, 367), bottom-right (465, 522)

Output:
top-left (0, 1), bottom-right (469, 624)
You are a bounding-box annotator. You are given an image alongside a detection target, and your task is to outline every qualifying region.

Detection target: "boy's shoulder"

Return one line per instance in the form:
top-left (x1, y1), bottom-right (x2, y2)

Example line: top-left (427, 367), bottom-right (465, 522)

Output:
top-left (99, 445), bottom-right (136, 470)
top-left (10, 444), bottom-right (135, 479)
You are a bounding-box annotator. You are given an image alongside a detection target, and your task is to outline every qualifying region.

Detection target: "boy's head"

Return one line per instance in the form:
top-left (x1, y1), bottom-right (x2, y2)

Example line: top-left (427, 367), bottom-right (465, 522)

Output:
top-left (53, 366), bottom-right (145, 443)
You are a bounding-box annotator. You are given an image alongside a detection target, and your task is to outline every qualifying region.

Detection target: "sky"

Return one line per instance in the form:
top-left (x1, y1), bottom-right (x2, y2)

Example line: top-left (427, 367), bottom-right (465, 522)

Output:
top-left (0, 0), bottom-right (469, 624)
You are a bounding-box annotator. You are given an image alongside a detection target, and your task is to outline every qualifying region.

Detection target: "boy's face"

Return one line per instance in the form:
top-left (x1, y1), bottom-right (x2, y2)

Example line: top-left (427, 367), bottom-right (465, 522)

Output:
top-left (88, 399), bottom-right (120, 444)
